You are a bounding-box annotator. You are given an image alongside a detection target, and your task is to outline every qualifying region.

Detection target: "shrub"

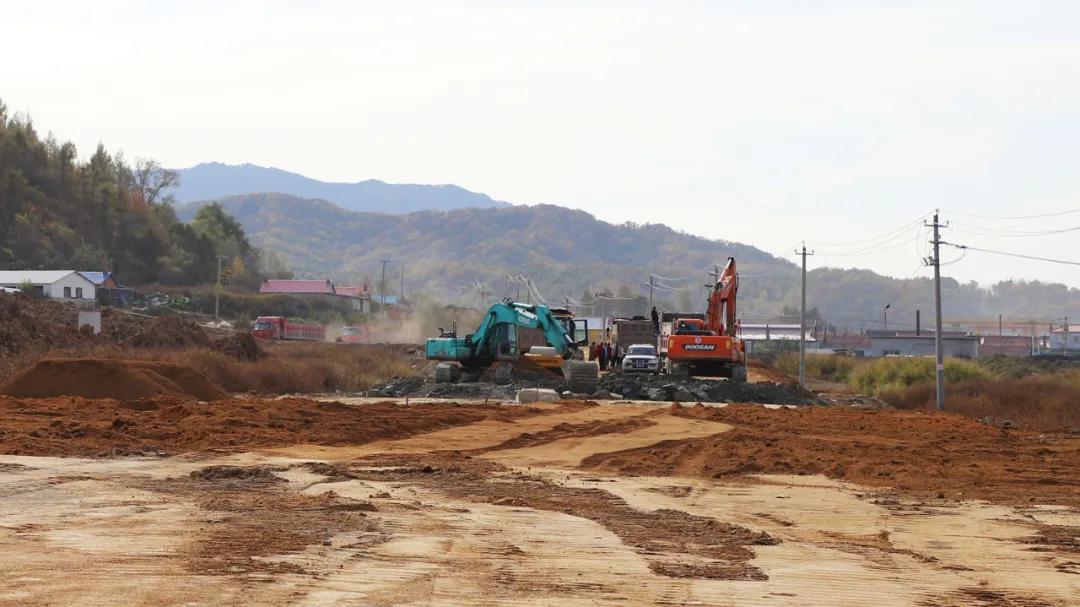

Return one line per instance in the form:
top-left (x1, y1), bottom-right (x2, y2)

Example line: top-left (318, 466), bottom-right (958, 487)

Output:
top-left (774, 353), bottom-right (861, 383)
top-left (882, 374), bottom-right (1080, 431)
top-left (849, 357), bottom-right (990, 396)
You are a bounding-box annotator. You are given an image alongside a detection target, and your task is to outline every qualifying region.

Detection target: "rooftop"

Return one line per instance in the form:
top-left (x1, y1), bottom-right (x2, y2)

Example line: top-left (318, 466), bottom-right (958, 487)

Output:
top-left (78, 271), bottom-right (117, 286)
top-left (0, 270), bottom-right (91, 285)
top-left (259, 279), bottom-right (335, 295)
top-left (335, 285), bottom-right (369, 298)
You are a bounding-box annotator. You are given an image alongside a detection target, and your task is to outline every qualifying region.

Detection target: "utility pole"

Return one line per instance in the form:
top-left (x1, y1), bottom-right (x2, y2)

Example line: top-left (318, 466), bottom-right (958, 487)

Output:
top-left (399, 266), bottom-right (405, 302)
top-left (647, 276), bottom-right (655, 313)
top-left (924, 211), bottom-right (947, 411)
top-left (214, 256), bottom-right (226, 321)
top-left (379, 259), bottom-right (389, 307)
top-left (596, 292), bottom-right (607, 341)
top-left (883, 304), bottom-right (890, 331)
top-left (796, 243), bottom-right (813, 389)
top-left (999, 313), bottom-right (1003, 336)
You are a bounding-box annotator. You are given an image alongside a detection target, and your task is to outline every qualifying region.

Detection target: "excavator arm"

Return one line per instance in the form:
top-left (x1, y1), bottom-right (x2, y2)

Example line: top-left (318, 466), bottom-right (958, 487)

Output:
top-left (466, 301), bottom-right (576, 359)
top-left (705, 257), bottom-right (738, 336)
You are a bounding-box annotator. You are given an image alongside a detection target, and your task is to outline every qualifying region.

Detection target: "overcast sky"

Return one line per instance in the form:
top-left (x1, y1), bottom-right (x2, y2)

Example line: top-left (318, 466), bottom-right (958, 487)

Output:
top-left (3, 0), bottom-right (1079, 287)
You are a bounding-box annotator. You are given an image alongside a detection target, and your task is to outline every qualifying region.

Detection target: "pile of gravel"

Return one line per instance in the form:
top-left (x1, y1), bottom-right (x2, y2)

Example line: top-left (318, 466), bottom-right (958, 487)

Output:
top-left (597, 372), bottom-right (819, 405)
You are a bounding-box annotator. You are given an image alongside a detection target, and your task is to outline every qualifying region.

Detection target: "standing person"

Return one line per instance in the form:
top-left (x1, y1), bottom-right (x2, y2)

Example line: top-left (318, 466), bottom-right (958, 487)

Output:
top-left (599, 342), bottom-right (608, 370)
top-left (651, 306), bottom-right (660, 335)
top-left (589, 342), bottom-right (598, 363)
top-left (615, 342), bottom-right (624, 367)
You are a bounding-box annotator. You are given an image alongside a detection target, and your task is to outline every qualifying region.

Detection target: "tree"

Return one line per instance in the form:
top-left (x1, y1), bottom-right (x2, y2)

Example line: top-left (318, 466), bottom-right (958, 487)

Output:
top-left (132, 158), bottom-right (179, 207)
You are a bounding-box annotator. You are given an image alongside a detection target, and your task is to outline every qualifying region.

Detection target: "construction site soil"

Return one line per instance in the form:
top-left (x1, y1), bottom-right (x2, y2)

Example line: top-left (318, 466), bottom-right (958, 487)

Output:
top-left (0, 395), bottom-right (573, 456)
top-left (0, 292), bottom-right (212, 357)
top-left (2, 358), bottom-right (228, 401)
top-left (583, 403), bottom-right (1080, 509)
top-left (343, 457), bottom-right (778, 581)
top-left (1, 398), bottom-right (1077, 604)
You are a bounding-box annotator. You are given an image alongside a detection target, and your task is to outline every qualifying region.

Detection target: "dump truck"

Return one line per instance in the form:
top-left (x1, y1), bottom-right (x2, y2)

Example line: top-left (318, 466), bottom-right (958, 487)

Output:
top-left (612, 317), bottom-right (655, 352)
top-left (251, 316), bottom-right (326, 342)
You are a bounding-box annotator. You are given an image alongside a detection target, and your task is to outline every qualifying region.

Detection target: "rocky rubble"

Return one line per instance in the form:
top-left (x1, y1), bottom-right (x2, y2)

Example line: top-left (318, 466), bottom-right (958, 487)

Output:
top-left (596, 371), bottom-right (819, 405)
top-left (370, 369), bottom-right (821, 405)
top-left (367, 376), bottom-right (523, 400)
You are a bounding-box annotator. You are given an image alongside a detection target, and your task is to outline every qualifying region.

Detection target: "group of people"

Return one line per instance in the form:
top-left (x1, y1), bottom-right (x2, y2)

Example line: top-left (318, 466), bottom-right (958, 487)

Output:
top-left (588, 341), bottom-right (622, 370)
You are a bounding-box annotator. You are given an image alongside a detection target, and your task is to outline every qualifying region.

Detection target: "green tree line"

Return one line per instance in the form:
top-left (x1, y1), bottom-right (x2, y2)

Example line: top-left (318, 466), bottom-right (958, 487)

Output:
top-left (0, 101), bottom-right (268, 287)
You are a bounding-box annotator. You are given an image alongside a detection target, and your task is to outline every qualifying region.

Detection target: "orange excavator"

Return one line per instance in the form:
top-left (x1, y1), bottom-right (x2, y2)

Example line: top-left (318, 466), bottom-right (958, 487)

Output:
top-left (665, 257), bottom-right (747, 381)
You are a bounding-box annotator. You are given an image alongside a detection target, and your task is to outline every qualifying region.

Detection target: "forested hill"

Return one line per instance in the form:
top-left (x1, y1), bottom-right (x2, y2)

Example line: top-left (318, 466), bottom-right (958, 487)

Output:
top-left (182, 193), bottom-right (1080, 325)
top-left (174, 162), bottom-right (510, 214)
top-left (0, 102), bottom-right (262, 287)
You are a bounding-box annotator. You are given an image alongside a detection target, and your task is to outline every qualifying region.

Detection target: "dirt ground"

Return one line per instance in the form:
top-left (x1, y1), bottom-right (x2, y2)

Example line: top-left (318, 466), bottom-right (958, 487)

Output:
top-left (0, 396), bottom-right (1077, 606)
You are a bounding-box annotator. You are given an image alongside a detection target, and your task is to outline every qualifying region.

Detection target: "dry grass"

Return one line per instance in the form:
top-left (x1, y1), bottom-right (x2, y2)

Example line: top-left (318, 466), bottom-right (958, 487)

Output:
top-left (774, 352), bottom-right (863, 383)
top-left (0, 342), bottom-right (418, 395)
top-left (883, 372), bottom-right (1080, 432)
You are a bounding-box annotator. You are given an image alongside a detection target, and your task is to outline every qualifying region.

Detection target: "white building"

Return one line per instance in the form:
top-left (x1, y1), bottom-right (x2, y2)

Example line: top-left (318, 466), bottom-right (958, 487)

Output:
top-left (1049, 327), bottom-right (1080, 352)
top-left (0, 271), bottom-right (97, 301)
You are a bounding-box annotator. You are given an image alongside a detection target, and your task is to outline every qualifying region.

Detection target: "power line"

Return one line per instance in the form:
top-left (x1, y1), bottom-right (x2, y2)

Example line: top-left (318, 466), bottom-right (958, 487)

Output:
top-left (951, 223), bottom-right (1080, 238)
top-left (945, 206), bottom-right (1080, 220)
top-left (815, 229), bottom-right (924, 257)
top-left (941, 242), bottom-right (1080, 267)
top-left (806, 212), bottom-right (930, 249)
top-left (649, 272), bottom-right (690, 282)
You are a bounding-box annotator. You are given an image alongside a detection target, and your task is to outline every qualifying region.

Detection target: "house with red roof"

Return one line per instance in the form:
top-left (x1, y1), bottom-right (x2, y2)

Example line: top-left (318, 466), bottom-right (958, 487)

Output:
top-left (258, 278), bottom-right (370, 312)
top-left (259, 279), bottom-right (335, 295)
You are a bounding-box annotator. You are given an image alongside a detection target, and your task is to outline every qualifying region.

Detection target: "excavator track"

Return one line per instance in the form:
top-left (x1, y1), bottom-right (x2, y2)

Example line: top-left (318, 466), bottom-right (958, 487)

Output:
top-left (563, 360), bottom-right (599, 394)
top-left (434, 362), bottom-right (459, 383)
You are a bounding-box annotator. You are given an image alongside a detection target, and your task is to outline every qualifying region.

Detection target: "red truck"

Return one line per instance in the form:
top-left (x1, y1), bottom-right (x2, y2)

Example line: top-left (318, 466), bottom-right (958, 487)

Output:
top-left (251, 316), bottom-right (326, 342)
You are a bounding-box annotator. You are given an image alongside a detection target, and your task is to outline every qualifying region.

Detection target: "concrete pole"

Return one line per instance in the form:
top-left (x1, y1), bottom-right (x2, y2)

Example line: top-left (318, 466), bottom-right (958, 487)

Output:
top-left (931, 211), bottom-right (945, 411)
top-left (379, 260), bottom-right (388, 307)
top-left (798, 243), bottom-right (812, 389)
top-left (214, 256), bottom-right (223, 321)
top-left (648, 276), bottom-right (654, 315)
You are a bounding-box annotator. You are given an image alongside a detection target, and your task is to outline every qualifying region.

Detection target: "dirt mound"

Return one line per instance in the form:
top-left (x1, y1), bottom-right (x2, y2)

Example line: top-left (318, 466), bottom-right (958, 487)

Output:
top-left (0, 293), bottom-right (213, 361)
top-left (103, 312), bottom-right (210, 349)
top-left (0, 396), bottom-right (564, 456)
top-left (191, 465), bottom-right (284, 483)
top-left (0, 292), bottom-right (84, 356)
top-left (1, 358), bottom-right (227, 401)
top-left (210, 332), bottom-right (264, 361)
top-left (473, 415), bottom-right (657, 453)
top-left (582, 403), bottom-right (1080, 508)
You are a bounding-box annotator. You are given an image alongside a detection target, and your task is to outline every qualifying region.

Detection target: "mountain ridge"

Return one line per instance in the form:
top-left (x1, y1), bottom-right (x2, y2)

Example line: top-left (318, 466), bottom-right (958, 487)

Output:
top-left (173, 162), bottom-right (511, 214)
top-left (181, 193), bottom-right (1080, 325)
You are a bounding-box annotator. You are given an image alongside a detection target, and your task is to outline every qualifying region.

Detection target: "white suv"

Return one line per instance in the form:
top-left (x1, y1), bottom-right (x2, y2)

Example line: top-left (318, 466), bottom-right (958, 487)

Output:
top-left (621, 344), bottom-right (660, 373)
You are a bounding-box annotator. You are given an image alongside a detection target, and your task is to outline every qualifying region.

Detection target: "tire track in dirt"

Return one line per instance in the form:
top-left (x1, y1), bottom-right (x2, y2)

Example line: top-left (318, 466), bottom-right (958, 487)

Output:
top-left (343, 457), bottom-right (777, 581)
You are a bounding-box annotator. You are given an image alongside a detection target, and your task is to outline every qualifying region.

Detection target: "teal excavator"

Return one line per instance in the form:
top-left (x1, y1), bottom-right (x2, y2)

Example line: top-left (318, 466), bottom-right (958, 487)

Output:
top-left (425, 299), bottom-right (599, 393)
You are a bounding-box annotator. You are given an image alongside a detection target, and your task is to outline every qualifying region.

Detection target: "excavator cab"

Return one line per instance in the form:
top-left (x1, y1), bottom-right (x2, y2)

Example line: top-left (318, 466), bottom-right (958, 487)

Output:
top-left (674, 319), bottom-right (714, 336)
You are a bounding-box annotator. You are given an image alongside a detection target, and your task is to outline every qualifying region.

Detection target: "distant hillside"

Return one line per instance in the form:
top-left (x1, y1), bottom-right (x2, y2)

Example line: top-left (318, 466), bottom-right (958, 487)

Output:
top-left (183, 194), bottom-right (1080, 325)
top-left (174, 162), bottom-right (510, 213)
